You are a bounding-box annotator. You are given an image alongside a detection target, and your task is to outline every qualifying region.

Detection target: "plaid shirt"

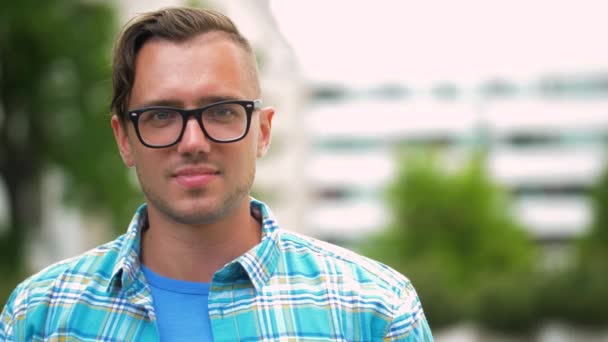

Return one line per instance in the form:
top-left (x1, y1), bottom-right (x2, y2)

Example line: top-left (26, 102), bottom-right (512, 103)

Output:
top-left (1, 199), bottom-right (432, 341)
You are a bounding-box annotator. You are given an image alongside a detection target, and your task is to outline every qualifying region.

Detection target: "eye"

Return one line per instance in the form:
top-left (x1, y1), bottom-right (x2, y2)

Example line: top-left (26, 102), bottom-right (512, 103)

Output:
top-left (154, 111), bottom-right (170, 120)
top-left (212, 106), bottom-right (235, 117)
top-left (140, 109), bottom-right (180, 127)
top-left (206, 104), bottom-right (241, 123)
top-left (148, 109), bottom-right (177, 121)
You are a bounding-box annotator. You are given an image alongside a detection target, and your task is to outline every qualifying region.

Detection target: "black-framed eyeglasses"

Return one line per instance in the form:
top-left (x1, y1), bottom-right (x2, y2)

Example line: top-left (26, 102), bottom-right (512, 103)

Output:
top-left (127, 99), bottom-right (262, 148)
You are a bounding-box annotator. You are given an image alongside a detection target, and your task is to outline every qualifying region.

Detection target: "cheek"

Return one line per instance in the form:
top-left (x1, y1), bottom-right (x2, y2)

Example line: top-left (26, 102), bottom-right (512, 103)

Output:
top-left (131, 149), bottom-right (166, 180)
top-left (223, 139), bottom-right (258, 173)
top-left (246, 134), bottom-right (260, 162)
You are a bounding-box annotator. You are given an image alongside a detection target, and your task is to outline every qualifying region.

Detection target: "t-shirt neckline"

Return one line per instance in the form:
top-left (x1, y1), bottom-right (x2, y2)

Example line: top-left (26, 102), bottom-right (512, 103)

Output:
top-left (141, 264), bottom-right (211, 295)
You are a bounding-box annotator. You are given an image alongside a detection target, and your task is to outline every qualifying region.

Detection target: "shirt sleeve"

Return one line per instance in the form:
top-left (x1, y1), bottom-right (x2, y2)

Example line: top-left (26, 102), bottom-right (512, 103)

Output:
top-left (384, 283), bottom-right (433, 341)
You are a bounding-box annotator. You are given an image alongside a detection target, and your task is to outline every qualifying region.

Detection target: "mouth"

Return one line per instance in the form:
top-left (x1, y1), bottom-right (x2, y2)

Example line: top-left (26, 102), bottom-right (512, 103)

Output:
top-left (172, 166), bottom-right (220, 189)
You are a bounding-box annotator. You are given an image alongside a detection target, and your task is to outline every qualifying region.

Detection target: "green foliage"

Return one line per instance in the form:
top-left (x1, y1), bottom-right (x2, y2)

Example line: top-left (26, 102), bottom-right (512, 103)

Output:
top-left (0, 0), bottom-right (142, 299)
top-left (360, 150), bottom-right (537, 331)
top-left (1, 0), bottom-right (142, 226)
top-left (364, 149), bottom-right (608, 332)
top-left (554, 157), bottom-right (608, 327)
top-left (477, 272), bottom-right (541, 333)
top-left (0, 270), bottom-right (28, 308)
top-left (537, 268), bottom-right (608, 327)
top-left (578, 157), bottom-right (608, 266)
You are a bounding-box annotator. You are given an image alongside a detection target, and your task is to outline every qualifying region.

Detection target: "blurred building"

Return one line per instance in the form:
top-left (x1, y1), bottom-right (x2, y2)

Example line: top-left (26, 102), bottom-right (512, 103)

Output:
top-left (305, 75), bottom-right (608, 269)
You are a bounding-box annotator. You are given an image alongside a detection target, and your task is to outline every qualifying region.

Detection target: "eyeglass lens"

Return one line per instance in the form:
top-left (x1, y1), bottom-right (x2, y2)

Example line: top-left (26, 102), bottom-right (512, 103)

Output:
top-left (137, 102), bottom-right (248, 146)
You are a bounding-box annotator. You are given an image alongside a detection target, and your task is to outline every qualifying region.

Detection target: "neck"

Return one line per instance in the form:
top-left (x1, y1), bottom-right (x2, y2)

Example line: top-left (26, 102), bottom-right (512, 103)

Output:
top-left (141, 198), bottom-right (261, 282)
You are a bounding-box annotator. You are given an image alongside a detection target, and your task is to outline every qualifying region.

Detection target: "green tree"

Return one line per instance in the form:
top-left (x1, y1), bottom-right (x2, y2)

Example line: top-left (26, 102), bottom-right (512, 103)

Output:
top-left (579, 157), bottom-right (608, 267)
top-left (361, 150), bottom-right (537, 330)
top-left (0, 0), bottom-right (141, 298)
top-left (553, 158), bottom-right (608, 326)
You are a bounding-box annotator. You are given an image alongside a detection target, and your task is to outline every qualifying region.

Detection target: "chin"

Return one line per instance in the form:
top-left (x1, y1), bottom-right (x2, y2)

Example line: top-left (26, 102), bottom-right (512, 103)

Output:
top-left (144, 180), bottom-right (251, 226)
top-left (171, 200), bottom-right (227, 225)
top-left (172, 193), bottom-right (248, 225)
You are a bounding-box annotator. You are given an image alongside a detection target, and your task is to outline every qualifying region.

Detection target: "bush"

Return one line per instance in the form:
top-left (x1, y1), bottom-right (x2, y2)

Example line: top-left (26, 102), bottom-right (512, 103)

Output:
top-left (476, 272), bottom-right (542, 333)
top-left (557, 158), bottom-right (608, 327)
top-left (360, 150), bottom-right (538, 331)
top-left (402, 259), bottom-right (477, 328)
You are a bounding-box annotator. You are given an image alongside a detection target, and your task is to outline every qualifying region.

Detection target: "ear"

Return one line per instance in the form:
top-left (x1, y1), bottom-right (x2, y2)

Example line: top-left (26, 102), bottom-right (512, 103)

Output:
top-left (256, 107), bottom-right (275, 158)
top-left (111, 115), bottom-right (135, 167)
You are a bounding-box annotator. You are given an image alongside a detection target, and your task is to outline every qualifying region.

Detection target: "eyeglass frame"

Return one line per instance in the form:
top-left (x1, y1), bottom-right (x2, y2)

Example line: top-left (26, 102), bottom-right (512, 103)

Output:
top-left (127, 99), bottom-right (263, 148)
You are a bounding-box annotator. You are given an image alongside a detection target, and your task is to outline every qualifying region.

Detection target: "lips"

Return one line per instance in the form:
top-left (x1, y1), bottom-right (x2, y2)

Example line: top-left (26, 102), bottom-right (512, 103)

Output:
top-left (172, 166), bottom-right (219, 189)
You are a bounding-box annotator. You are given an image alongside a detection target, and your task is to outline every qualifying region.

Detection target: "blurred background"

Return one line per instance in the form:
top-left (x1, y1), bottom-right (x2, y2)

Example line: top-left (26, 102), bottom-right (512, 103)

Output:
top-left (1, 0), bottom-right (608, 340)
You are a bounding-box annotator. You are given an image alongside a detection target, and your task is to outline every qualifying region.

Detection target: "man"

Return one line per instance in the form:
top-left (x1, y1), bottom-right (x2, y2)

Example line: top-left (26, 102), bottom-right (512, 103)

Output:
top-left (0, 7), bottom-right (432, 341)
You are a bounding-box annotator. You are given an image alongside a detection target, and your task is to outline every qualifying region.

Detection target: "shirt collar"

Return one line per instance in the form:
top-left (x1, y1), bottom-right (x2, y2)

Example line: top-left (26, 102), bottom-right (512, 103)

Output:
top-left (215, 198), bottom-right (282, 291)
top-left (108, 204), bottom-right (147, 291)
top-left (107, 198), bottom-right (281, 292)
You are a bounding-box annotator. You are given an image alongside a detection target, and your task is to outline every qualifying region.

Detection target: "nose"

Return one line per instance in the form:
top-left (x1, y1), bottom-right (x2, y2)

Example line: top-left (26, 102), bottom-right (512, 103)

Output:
top-left (176, 117), bottom-right (212, 155)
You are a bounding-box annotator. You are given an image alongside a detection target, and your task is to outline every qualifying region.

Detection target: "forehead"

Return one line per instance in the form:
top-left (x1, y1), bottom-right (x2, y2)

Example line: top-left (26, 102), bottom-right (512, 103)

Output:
top-left (129, 32), bottom-right (258, 107)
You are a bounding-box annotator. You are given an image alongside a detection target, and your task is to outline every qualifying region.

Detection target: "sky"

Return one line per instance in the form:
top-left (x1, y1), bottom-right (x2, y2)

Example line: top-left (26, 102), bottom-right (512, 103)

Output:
top-left (269, 0), bottom-right (608, 87)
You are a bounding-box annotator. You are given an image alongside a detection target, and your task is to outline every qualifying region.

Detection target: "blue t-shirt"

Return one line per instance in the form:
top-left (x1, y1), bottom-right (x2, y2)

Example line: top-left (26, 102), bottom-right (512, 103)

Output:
top-left (141, 265), bottom-right (213, 341)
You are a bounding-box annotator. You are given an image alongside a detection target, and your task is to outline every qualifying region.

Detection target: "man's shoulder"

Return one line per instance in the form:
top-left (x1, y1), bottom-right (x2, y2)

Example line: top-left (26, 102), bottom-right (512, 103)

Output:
top-left (8, 235), bottom-right (126, 305)
top-left (275, 229), bottom-right (412, 295)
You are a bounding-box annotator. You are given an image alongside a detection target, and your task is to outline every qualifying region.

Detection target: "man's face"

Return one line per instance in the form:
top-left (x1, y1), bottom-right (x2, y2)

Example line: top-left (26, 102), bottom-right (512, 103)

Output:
top-left (111, 32), bottom-right (273, 225)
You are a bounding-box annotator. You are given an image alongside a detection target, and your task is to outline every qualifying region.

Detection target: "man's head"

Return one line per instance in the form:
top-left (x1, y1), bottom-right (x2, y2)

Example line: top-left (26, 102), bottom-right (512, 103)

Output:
top-left (111, 7), bottom-right (261, 122)
top-left (110, 7), bottom-right (274, 226)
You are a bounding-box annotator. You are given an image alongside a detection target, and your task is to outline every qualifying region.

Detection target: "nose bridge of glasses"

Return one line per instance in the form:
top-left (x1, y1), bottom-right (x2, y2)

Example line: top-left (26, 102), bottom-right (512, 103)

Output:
top-left (182, 109), bottom-right (209, 140)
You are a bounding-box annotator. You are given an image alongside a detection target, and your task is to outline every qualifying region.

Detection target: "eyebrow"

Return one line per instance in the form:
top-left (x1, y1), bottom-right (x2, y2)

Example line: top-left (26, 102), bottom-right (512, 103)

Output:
top-left (135, 95), bottom-right (244, 109)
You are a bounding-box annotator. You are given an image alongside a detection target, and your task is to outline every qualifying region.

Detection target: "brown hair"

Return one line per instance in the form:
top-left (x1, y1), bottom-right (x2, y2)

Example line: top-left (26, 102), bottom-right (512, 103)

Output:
top-left (111, 7), bottom-right (258, 121)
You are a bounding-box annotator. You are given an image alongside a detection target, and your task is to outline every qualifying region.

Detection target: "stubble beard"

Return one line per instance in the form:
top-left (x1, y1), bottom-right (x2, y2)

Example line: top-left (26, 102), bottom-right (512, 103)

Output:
top-left (138, 165), bottom-right (256, 226)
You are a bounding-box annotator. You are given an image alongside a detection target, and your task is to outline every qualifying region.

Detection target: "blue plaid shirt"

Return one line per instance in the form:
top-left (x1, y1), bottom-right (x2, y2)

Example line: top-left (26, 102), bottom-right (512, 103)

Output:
top-left (1, 199), bottom-right (432, 341)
